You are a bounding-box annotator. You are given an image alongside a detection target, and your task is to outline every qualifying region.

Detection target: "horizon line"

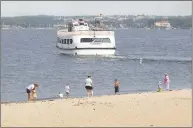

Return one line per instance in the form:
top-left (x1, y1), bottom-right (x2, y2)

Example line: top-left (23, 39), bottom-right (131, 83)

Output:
top-left (1, 14), bottom-right (192, 18)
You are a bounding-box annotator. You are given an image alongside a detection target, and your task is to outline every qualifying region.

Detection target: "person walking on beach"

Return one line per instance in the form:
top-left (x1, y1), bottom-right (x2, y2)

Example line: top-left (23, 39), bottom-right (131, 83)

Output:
top-left (26, 83), bottom-right (39, 101)
top-left (65, 84), bottom-right (70, 98)
top-left (85, 75), bottom-right (93, 98)
top-left (164, 73), bottom-right (170, 91)
top-left (114, 79), bottom-right (120, 94)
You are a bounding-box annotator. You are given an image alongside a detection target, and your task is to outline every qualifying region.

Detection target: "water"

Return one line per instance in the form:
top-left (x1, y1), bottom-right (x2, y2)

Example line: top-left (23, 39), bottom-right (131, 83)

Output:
top-left (1, 28), bottom-right (192, 102)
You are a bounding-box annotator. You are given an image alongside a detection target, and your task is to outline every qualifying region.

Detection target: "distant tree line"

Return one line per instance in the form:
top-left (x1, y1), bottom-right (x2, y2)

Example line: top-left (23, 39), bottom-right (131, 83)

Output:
top-left (168, 16), bottom-right (192, 29)
top-left (1, 15), bottom-right (57, 28)
top-left (1, 15), bottom-right (192, 29)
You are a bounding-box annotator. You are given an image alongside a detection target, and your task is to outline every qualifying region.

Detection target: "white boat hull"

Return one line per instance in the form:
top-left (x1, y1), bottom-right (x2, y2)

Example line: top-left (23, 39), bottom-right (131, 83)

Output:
top-left (59, 49), bottom-right (115, 56)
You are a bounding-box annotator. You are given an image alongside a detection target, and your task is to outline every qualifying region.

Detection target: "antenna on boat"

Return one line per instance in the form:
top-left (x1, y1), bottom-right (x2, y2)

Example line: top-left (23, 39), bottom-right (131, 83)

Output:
top-left (94, 13), bottom-right (103, 28)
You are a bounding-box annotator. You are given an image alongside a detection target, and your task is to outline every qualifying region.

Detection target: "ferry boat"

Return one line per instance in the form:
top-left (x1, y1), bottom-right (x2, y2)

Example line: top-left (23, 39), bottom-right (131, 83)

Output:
top-left (56, 16), bottom-right (116, 56)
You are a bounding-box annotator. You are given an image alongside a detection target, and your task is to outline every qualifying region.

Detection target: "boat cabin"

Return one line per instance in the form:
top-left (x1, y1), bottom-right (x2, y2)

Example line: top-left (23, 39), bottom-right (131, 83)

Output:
top-left (68, 19), bottom-right (89, 32)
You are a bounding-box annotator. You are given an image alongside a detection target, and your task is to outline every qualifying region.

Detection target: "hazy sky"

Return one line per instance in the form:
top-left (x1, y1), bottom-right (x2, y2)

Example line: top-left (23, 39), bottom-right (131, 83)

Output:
top-left (1, 1), bottom-right (192, 17)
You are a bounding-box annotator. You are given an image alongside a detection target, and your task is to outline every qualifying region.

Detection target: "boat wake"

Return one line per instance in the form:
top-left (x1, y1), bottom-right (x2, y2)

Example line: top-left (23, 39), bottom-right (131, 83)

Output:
top-left (75, 54), bottom-right (192, 62)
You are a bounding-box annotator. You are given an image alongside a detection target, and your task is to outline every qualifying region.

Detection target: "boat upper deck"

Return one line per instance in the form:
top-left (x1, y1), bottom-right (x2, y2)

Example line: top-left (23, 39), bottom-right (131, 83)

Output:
top-left (57, 30), bottom-right (114, 36)
top-left (57, 16), bottom-right (114, 36)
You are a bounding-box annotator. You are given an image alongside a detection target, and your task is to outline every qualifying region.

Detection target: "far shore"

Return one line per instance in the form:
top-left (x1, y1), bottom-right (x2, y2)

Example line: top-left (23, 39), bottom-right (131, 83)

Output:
top-left (1, 89), bottom-right (192, 127)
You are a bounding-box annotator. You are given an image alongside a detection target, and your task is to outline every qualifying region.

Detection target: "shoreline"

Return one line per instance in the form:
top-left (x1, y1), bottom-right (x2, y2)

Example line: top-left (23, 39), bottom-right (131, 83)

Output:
top-left (1, 88), bottom-right (190, 105)
top-left (2, 89), bottom-right (192, 127)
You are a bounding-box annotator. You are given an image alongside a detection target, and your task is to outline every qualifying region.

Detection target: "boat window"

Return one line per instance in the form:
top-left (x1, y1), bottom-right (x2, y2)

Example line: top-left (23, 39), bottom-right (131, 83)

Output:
top-left (80, 38), bottom-right (93, 42)
top-left (80, 38), bottom-right (111, 43)
top-left (93, 38), bottom-right (102, 42)
top-left (70, 39), bottom-right (73, 44)
top-left (60, 39), bottom-right (62, 43)
top-left (64, 39), bottom-right (66, 44)
top-left (67, 39), bottom-right (69, 44)
top-left (102, 38), bottom-right (111, 43)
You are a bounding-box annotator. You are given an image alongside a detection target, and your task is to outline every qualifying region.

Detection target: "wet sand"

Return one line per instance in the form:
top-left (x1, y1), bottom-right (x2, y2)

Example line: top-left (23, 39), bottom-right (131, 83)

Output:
top-left (1, 89), bottom-right (192, 127)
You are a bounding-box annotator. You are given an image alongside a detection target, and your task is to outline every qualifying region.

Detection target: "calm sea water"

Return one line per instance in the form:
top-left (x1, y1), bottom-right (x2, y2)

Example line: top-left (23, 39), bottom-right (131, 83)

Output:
top-left (1, 28), bottom-right (192, 102)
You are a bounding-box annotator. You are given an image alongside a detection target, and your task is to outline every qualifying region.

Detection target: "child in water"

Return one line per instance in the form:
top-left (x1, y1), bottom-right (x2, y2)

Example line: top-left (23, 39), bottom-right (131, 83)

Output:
top-left (114, 79), bottom-right (120, 94)
top-left (65, 84), bottom-right (70, 98)
top-left (157, 81), bottom-right (162, 92)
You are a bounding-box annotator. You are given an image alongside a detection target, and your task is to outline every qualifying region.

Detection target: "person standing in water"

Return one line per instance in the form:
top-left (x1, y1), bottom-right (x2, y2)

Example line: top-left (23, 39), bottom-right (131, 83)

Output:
top-left (114, 79), bottom-right (120, 94)
top-left (65, 84), bottom-right (70, 98)
top-left (85, 76), bottom-right (93, 98)
top-left (26, 83), bottom-right (39, 101)
top-left (164, 73), bottom-right (170, 91)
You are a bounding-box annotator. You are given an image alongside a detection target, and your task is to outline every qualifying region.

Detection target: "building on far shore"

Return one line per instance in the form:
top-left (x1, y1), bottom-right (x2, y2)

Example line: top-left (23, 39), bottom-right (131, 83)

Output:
top-left (154, 20), bottom-right (171, 28)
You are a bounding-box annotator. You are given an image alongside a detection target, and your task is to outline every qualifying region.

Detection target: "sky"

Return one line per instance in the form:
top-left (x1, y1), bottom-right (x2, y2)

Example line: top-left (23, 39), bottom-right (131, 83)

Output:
top-left (1, 1), bottom-right (192, 17)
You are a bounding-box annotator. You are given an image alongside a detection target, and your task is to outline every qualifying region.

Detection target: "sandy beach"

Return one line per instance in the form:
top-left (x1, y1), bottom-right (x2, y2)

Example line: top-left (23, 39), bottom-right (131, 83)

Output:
top-left (1, 89), bottom-right (192, 127)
